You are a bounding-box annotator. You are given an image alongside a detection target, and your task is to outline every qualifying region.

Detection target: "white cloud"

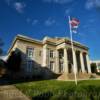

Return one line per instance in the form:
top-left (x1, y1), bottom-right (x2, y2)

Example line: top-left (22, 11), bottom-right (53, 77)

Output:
top-left (82, 18), bottom-right (95, 29)
top-left (26, 18), bottom-right (31, 23)
top-left (26, 18), bottom-right (39, 26)
top-left (45, 18), bottom-right (56, 26)
top-left (65, 8), bottom-right (71, 15)
top-left (5, 0), bottom-right (12, 5)
top-left (85, 0), bottom-right (95, 9)
top-left (85, 0), bottom-right (100, 10)
top-left (95, 0), bottom-right (100, 8)
top-left (88, 18), bottom-right (95, 23)
top-left (43, 0), bottom-right (73, 4)
top-left (13, 2), bottom-right (26, 13)
top-left (5, 0), bottom-right (26, 13)
top-left (82, 24), bottom-right (89, 29)
top-left (32, 20), bottom-right (39, 25)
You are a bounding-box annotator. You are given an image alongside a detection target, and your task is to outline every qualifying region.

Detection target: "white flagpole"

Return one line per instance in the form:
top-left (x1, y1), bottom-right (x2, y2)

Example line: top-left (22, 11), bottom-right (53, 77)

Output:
top-left (68, 16), bottom-right (77, 85)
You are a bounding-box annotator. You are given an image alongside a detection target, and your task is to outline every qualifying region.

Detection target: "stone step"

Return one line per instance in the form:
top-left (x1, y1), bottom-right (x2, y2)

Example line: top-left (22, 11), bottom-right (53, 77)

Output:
top-left (57, 73), bottom-right (92, 80)
top-left (57, 73), bottom-right (69, 80)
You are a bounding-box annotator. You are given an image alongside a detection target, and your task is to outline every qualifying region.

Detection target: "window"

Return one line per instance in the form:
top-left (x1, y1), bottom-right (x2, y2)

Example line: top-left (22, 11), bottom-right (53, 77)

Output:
top-left (26, 61), bottom-right (33, 73)
top-left (50, 50), bottom-right (54, 58)
top-left (50, 61), bottom-right (54, 71)
top-left (59, 50), bottom-right (64, 59)
top-left (27, 47), bottom-right (34, 59)
top-left (59, 62), bottom-right (64, 73)
top-left (39, 50), bottom-right (42, 56)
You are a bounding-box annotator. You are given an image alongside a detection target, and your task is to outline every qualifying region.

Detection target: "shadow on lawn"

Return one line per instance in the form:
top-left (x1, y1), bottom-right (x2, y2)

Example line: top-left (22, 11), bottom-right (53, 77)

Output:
top-left (0, 71), bottom-right (61, 86)
top-left (0, 77), bottom-right (54, 86)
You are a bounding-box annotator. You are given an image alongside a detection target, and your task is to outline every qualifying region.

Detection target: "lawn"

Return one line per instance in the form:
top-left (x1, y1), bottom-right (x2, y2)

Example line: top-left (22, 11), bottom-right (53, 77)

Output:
top-left (15, 79), bottom-right (100, 100)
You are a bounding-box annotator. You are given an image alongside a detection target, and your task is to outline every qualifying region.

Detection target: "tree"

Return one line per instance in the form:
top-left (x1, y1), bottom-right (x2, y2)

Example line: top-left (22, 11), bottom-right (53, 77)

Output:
top-left (7, 50), bottom-right (22, 72)
top-left (0, 38), bottom-right (6, 77)
top-left (0, 38), bottom-right (4, 55)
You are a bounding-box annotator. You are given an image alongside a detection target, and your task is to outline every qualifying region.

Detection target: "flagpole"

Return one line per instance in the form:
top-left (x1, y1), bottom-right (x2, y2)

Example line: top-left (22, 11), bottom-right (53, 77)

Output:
top-left (68, 16), bottom-right (77, 85)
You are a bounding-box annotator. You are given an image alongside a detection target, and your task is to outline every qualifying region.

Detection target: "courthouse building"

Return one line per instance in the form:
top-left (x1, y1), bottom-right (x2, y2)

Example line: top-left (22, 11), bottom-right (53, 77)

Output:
top-left (8, 34), bottom-right (91, 79)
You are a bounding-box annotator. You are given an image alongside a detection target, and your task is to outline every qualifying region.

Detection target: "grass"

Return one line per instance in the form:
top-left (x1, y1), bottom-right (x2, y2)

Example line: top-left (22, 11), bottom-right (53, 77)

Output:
top-left (15, 80), bottom-right (100, 100)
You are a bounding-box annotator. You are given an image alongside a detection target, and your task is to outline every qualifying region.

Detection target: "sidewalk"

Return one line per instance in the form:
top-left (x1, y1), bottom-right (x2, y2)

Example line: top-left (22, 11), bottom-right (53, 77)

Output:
top-left (0, 85), bottom-right (30, 100)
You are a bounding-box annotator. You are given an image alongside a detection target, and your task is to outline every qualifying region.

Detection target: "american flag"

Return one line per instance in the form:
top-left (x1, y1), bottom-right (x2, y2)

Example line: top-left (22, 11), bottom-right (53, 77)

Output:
top-left (69, 18), bottom-right (80, 33)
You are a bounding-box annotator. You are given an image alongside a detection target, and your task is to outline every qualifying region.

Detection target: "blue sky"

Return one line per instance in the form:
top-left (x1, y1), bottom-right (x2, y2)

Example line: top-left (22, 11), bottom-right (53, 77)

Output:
top-left (0, 0), bottom-right (100, 60)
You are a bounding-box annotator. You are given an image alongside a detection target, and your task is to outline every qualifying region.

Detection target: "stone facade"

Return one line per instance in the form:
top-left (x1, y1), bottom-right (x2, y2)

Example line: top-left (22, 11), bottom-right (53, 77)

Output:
top-left (8, 34), bottom-right (91, 79)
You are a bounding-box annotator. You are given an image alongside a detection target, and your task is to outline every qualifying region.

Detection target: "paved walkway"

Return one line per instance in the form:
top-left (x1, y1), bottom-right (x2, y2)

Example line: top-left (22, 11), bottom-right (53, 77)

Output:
top-left (0, 85), bottom-right (30, 100)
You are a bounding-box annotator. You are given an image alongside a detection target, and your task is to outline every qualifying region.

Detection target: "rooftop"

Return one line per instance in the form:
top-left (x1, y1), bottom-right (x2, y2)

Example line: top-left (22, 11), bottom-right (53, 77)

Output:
top-left (8, 34), bottom-right (89, 54)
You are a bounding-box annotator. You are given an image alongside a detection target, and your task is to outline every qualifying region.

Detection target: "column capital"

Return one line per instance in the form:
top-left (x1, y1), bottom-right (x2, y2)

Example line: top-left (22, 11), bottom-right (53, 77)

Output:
top-left (64, 47), bottom-right (69, 50)
top-left (43, 44), bottom-right (48, 49)
top-left (73, 48), bottom-right (80, 52)
top-left (67, 47), bottom-right (77, 52)
top-left (63, 42), bottom-right (69, 49)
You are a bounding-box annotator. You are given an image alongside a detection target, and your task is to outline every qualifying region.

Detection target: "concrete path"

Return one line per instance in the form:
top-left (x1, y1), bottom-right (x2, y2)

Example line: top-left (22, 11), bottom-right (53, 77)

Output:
top-left (0, 85), bottom-right (30, 100)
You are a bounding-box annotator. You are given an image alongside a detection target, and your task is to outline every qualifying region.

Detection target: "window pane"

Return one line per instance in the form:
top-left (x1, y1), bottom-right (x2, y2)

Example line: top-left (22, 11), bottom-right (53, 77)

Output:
top-left (50, 61), bottom-right (54, 71)
top-left (27, 61), bottom-right (33, 72)
top-left (27, 47), bottom-right (34, 58)
top-left (50, 50), bottom-right (54, 58)
top-left (39, 51), bottom-right (42, 56)
top-left (59, 62), bottom-right (63, 73)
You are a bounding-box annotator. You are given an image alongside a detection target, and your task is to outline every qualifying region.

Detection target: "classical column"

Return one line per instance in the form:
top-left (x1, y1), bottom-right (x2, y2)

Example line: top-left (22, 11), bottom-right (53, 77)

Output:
top-left (86, 54), bottom-right (91, 73)
top-left (55, 50), bottom-right (59, 73)
top-left (73, 49), bottom-right (78, 73)
top-left (64, 48), bottom-right (68, 73)
top-left (42, 44), bottom-right (47, 67)
top-left (80, 52), bottom-right (85, 73)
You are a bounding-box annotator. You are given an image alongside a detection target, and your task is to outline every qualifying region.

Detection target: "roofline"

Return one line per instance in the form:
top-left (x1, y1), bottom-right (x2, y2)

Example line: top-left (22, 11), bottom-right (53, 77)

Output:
top-left (43, 37), bottom-right (88, 50)
top-left (8, 36), bottom-right (17, 54)
top-left (65, 38), bottom-right (89, 49)
top-left (8, 34), bottom-right (43, 54)
top-left (8, 34), bottom-right (89, 54)
top-left (56, 38), bottom-right (88, 50)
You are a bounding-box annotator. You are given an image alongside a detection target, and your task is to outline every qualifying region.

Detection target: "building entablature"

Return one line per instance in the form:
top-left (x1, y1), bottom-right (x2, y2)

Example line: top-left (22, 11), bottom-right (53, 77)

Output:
top-left (8, 34), bottom-right (89, 57)
top-left (43, 37), bottom-right (88, 51)
top-left (56, 42), bottom-right (88, 53)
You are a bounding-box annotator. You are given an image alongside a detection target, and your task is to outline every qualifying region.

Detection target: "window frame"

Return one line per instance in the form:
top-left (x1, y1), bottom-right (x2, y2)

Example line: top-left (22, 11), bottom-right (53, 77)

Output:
top-left (50, 50), bottom-right (54, 58)
top-left (26, 47), bottom-right (34, 59)
top-left (26, 60), bottom-right (33, 73)
top-left (59, 62), bottom-right (64, 73)
top-left (49, 61), bottom-right (54, 71)
top-left (39, 50), bottom-right (42, 56)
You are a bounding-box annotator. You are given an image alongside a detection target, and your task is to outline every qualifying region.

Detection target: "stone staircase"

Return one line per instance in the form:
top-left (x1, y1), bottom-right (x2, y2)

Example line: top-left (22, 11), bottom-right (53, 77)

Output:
top-left (77, 72), bottom-right (91, 79)
top-left (57, 73), bottom-right (69, 80)
top-left (57, 72), bottom-right (96, 80)
top-left (90, 73), bottom-right (100, 78)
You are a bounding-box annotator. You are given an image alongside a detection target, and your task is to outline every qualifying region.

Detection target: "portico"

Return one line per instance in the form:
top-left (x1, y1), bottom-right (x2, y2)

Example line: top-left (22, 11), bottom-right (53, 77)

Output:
top-left (55, 48), bottom-right (91, 74)
top-left (42, 37), bottom-right (91, 75)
